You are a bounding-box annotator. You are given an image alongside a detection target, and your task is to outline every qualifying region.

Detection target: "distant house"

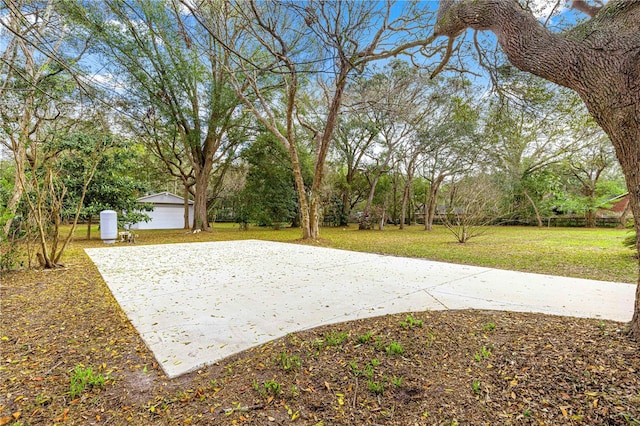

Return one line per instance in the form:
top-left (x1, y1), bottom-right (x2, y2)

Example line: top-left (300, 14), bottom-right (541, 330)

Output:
top-left (597, 193), bottom-right (630, 218)
top-left (133, 192), bottom-right (194, 230)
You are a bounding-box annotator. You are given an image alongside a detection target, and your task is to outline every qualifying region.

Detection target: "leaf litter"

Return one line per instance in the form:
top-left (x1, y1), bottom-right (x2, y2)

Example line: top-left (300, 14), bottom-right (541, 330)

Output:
top-left (1, 250), bottom-right (639, 425)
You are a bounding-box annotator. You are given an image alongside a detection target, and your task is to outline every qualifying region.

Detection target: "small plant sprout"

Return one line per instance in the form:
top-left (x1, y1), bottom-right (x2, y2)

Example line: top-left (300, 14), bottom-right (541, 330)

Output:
top-left (263, 379), bottom-right (282, 396)
top-left (598, 321), bottom-right (606, 329)
top-left (35, 393), bottom-right (51, 406)
top-left (324, 331), bottom-right (349, 346)
top-left (277, 351), bottom-right (301, 371)
top-left (370, 358), bottom-right (381, 367)
top-left (597, 321), bottom-right (609, 335)
top-left (392, 376), bottom-right (403, 387)
top-left (69, 365), bottom-right (107, 399)
top-left (357, 332), bottom-right (372, 343)
top-left (482, 322), bottom-right (496, 332)
top-left (425, 332), bottom-right (436, 347)
top-left (363, 364), bottom-right (375, 379)
top-left (367, 380), bottom-right (384, 395)
top-left (474, 346), bottom-right (491, 361)
top-left (386, 342), bottom-right (404, 356)
top-left (349, 360), bottom-right (361, 376)
top-left (482, 346), bottom-right (491, 358)
top-left (373, 336), bottom-right (385, 351)
top-left (472, 380), bottom-right (481, 395)
top-left (400, 315), bottom-right (423, 329)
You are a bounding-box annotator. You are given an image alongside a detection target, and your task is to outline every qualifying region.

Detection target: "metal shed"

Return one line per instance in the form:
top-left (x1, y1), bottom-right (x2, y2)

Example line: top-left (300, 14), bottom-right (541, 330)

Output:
top-left (133, 192), bottom-right (194, 230)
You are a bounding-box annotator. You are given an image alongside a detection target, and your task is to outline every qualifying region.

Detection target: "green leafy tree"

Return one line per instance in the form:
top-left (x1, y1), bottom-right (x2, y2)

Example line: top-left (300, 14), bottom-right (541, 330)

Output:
top-left (0, 160), bottom-right (16, 235)
top-left (420, 91), bottom-right (482, 231)
top-left (26, 129), bottom-right (113, 268)
top-left (557, 179), bottom-right (626, 227)
top-left (350, 61), bottom-right (432, 230)
top-left (518, 167), bottom-right (565, 225)
top-left (564, 128), bottom-right (622, 228)
top-left (60, 141), bottom-right (152, 239)
top-left (330, 112), bottom-right (379, 227)
top-left (240, 132), bottom-right (299, 228)
top-left (65, 0), bottom-right (245, 231)
top-left (484, 77), bottom-right (583, 227)
top-left (0, 160), bottom-right (27, 271)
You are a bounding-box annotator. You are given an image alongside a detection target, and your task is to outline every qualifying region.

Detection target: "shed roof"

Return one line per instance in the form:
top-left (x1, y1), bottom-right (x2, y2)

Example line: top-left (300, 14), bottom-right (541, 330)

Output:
top-left (137, 192), bottom-right (194, 205)
top-left (598, 192), bottom-right (629, 213)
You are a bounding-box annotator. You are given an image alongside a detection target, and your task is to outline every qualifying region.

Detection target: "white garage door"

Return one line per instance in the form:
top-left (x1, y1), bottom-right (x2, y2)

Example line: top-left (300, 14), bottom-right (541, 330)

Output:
top-left (138, 206), bottom-right (186, 230)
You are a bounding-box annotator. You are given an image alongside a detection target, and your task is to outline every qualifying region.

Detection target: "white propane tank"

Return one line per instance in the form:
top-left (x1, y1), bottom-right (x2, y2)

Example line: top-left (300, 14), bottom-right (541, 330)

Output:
top-left (100, 210), bottom-right (118, 243)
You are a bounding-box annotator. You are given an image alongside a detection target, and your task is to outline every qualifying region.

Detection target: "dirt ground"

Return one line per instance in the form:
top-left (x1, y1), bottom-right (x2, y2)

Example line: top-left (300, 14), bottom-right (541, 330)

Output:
top-left (1, 250), bottom-right (639, 425)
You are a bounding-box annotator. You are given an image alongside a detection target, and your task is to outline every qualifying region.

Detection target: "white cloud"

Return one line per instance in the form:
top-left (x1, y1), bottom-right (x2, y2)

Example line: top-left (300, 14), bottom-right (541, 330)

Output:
top-left (178, 0), bottom-right (196, 16)
top-left (529, 0), bottom-right (610, 20)
top-left (528, 0), bottom-right (567, 19)
top-left (82, 72), bottom-right (127, 91)
top-left (0, 12), bottom-right (9, 33)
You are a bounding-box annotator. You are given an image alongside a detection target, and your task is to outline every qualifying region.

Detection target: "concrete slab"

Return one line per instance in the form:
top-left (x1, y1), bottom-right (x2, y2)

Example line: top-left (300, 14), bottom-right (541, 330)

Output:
top-left (85, 240), bottom-right (636, 379)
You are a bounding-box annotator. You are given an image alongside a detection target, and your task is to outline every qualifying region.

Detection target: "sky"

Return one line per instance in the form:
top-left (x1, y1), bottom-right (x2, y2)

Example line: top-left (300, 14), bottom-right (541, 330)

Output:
top-left (0, 0), bottom-right (603, 126)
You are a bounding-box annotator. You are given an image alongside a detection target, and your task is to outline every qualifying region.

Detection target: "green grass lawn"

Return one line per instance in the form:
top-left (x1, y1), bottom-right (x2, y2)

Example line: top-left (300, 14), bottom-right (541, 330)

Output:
top-left (70, 222), bottom-right (638, 283)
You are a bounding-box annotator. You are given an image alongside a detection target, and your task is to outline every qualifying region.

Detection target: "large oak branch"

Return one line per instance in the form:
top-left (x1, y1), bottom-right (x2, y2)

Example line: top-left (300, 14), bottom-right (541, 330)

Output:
top-left (434, 0), bottom-right (578, 89)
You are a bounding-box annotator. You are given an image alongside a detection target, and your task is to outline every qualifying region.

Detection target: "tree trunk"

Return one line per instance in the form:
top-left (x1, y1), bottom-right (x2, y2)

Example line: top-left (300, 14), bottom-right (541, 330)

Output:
top-left (193, 179), bottom-right (209, 231)
top-left (307, 66), bottom-right (349, 240)
top-left (614, 140), bottom-right (640, 339)
top-left (523, 190), bottom-right (543, 227)
top-left (183, 186), bottom-right (190, 229)
top-left (435, 0), bottom-right (640, 337)
top-left (424, 175), bottom-right (445, 231)
top-left (340, 190), bottom-right (351, 227)
top-left (290, 148), bottom-right (311, 239)
top-left (585, 208), bottom-right (596, 228)
top-left (3, 175), bottom-right (23, 237)
top-left (193, 166), bottom-right (213, 232)
top-left (619, 200), bottom-right (631, 228)
top-left (309, 194), bottom-right (320, 240)
top-left (379, 203), bottom-right (386, 231)
top-left (360, 174), bottom-right (381, 230)
top-left (3, 136), bottom-right (27, 237)
top-left (86, 215), bottom-right (92, 240)
top-left (400, 171), bottom-right (414, 230)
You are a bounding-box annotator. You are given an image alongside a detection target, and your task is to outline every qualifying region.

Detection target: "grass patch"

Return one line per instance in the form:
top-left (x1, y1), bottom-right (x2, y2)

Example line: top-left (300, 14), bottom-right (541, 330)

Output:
top-left (357, 332), bottom-right (373, 343)
top-left (400, 315), bottom-right (423, 329)
top-left (386, 342), bottom-right (404, 356)
top-left (108, 224), bottom-right (638, 282)
top-left (53, 223), bottom-right (636, 283)
top-left (276, 351), bottom-right (301, 371)
top-left (324, 331), bottom-right (349, 347)
top-left (69, 365), bottom-right (107, 399)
